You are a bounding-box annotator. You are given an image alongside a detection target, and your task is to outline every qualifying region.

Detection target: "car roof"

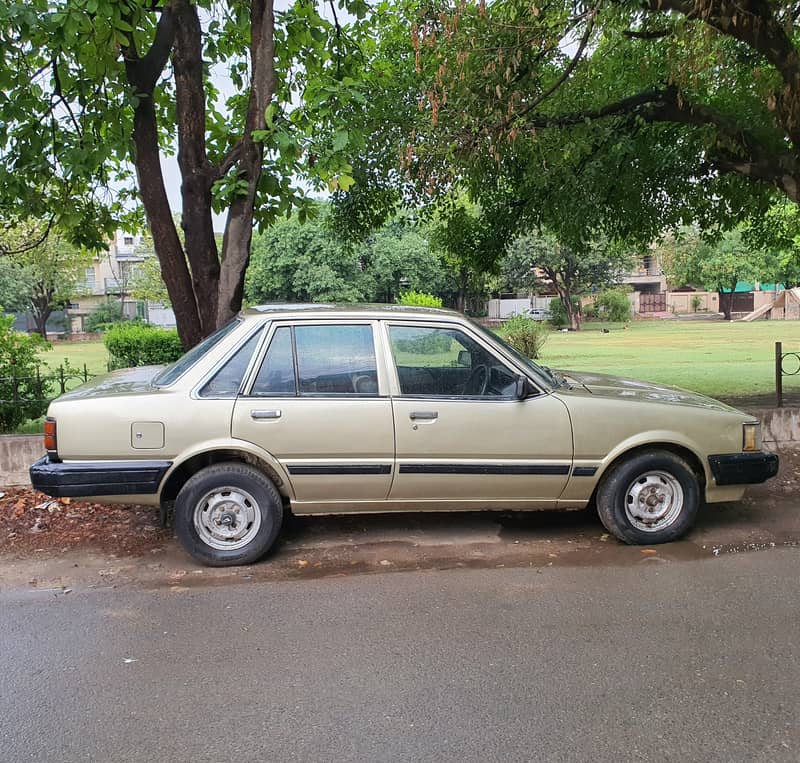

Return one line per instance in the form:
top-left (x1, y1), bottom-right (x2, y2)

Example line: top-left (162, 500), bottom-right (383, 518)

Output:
top-left (241, 303), bottom-right (464, 321)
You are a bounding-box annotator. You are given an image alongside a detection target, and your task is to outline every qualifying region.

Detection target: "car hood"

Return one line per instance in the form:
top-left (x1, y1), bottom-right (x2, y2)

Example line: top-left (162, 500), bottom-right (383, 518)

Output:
top-left (54, 365), bottom-right (167, 401)
top-left (555, 369), bottom-right (742, 414)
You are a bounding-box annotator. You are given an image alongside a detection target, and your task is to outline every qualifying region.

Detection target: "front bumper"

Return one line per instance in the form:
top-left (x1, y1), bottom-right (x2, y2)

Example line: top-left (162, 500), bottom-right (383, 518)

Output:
top-left (708, 451), bottom-right (779, 486)
top-left (30, 456), bottom-right (172, 498)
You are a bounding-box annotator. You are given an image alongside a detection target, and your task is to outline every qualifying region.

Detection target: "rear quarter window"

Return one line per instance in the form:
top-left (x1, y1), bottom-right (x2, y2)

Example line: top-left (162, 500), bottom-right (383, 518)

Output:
top-left (154, 319), bottom-right (242, 387)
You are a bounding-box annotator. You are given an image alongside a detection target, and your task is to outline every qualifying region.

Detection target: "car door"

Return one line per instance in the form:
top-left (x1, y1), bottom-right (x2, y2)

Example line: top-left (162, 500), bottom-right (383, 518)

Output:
top-left (231, 321), bottom-right (395, 505)
top-left (384, 321), bottom-right (573, 506)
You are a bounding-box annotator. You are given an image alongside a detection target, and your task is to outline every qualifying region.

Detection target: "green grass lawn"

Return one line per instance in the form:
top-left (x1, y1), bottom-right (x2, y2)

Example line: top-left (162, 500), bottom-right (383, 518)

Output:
top-left (39, 340), bottom-right (109, 376)
top-left (538, 319), bottom-right (800, 399)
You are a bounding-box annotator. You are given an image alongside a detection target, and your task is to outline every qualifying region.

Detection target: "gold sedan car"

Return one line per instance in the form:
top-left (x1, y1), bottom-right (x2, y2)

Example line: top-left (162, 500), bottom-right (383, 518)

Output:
top-left (31, 305), bottom-right (778, 566)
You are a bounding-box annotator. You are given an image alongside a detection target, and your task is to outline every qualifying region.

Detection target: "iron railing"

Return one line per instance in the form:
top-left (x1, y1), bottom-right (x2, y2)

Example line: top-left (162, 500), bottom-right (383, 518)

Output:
top-left (775, 342), bottom-right (800, 407)
top-left (0, 363), bottom-right (95, 405)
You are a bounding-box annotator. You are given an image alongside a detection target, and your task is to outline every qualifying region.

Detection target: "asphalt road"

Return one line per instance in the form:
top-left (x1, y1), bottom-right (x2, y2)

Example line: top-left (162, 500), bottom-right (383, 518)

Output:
top-left (1, 547), bottom-right (799, 762)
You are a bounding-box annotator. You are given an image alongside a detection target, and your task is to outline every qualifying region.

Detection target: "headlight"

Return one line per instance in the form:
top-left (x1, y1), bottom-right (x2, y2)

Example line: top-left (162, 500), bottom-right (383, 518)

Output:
top-left (743, 422), bottom-right (762, 452)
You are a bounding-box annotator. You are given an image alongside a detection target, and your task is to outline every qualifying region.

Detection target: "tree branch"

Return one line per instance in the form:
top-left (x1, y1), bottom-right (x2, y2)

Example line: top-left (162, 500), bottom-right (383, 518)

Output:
top-left (210, 141), bottom-right (245, 181)
top-left (490, 8), bottom-right (597, 136)
top-left (622, 28), bottom-right (671, 39)
top-left (645, 0), bottom-right (800, 95)
top-left (123, 1), bottom-right (178, 94)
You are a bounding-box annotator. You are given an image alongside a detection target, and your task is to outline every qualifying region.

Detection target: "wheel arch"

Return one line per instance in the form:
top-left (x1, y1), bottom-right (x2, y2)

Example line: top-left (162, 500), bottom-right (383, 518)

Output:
top-left (160, 446), bottom-right (293, 504)
top-left (589, 441), bottom-right (707, 505)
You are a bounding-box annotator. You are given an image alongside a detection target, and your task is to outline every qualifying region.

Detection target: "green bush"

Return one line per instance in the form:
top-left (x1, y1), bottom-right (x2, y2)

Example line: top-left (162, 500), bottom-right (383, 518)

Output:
top-left (396, 291), bottom-right (443, 308)
top-left (104, 323), bottom-right (183, 369)
top-left (86, 300), bottom-right (126, 332)
top-left (548, 298), bottom-right (569, 328)
top-left (594, 287), bottom-right (632, 322)
top-left (499, 315), bottom-right (549, 359)
top-left (0, 315), bottom-right (50, 432)
top-left (691, 294), bottom-right (702, 312)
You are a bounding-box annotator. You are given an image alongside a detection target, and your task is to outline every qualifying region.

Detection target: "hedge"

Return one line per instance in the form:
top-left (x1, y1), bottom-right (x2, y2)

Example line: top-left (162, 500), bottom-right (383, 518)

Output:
top-left (104, 323), bottom-right (184, 369)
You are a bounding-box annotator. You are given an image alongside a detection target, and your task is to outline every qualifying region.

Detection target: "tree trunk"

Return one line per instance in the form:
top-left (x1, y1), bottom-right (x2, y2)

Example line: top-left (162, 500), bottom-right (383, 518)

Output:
top-left (173, 2), bottom-right (220, 337)
top-left (131, 97), bottom-right (203, 349)
top-left (554, 282), bottom-right (579, 330)
top-left (123, 2), bottom-right (203, 349)
top-left (29, 287), bottom-right (53, 339)
top-left (121, 0), bottom-right (279, 347)
top-left (719, 281), bottom-right (737, 321)
top-left (218, 0), bottom-right (276, 327)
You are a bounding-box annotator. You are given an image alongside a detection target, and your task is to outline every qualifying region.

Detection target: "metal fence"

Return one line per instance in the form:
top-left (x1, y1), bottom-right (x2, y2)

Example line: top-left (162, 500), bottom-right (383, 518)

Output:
top-left (775, 342), bottom-right (800, 407)
top-left (0, 363), bottom-right (95, 405)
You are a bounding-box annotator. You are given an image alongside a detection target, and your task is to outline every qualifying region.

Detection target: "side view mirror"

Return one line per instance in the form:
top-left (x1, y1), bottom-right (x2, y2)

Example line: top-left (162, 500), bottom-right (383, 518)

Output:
top-left (457, 350), bottom-right (472, 367)
top-left (514, 375), bottom-right (533, 400)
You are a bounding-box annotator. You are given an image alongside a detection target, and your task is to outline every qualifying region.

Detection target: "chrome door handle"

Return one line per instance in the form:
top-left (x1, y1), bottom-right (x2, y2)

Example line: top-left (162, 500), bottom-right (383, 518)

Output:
top-left (251, 410), bottom-right (281, 420)
top-left (409, 411), bottom-right (438, 420)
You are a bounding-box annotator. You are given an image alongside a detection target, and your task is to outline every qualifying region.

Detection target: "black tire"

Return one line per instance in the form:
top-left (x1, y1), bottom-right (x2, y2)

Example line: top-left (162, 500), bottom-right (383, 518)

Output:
top-left (175, 462), bottom-right (283, 566)
top-left (595, 450), bottom-right (700, 545)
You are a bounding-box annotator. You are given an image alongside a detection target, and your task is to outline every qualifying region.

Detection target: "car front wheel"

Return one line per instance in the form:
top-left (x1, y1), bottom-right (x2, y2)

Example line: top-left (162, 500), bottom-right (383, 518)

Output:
top-left (175, 462), bottom-right (283, 566)
top-left (596, 450), bottom-right (700, 545)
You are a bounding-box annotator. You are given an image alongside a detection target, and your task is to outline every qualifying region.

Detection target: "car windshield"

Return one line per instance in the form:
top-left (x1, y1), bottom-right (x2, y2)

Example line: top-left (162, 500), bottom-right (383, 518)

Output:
top-left (471, 320), bottom-right (559, 389)
top-left (153, 319), bottom-right (242, 386)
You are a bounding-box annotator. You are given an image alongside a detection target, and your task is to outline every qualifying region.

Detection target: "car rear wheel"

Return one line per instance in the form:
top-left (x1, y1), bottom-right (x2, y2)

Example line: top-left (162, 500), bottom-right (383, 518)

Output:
top-left (596, 450), bottom-right (700, 545)
top-left (175, 462), bottom-right (283, 566)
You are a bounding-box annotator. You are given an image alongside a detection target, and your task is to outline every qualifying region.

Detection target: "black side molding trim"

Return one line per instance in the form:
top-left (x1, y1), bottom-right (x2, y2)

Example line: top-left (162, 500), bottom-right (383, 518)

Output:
top-left (572, 466), bottom-right (598, 477)
top-left (398, 463), bottom-right (570, 475)
top-left (708, 452), bottom-right (779, 486)
top-left (287, 464), bottom-right (392, 476)
top-left (30, 456), bottom-right (172, 498)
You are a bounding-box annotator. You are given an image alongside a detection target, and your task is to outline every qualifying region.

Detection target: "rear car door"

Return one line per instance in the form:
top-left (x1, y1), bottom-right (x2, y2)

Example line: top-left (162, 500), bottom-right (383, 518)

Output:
top-left (231, 321), bottom-right (395, 504)
top-left (385, 321), bottom-right (573, 506)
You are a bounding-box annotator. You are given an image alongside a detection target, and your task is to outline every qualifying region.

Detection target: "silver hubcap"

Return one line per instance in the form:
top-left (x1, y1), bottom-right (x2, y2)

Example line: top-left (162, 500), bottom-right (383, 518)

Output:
top-left (624, 471), bottom-right (684, 532)
top-left (193, 486), bottom-right (262, 551)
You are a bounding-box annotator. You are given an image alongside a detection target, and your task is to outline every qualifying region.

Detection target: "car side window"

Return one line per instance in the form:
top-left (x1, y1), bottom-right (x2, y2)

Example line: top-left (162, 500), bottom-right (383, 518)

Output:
top-left (251, 327), bottom-right (296, 395)
top-left (250, 324), bottom-right (379, 396)
top-left (388, 325), bottom-right (516, 398)
top-left (295, 325), bottom-right (378, 395)
top-left (198, 328), bottom-right (263, 398)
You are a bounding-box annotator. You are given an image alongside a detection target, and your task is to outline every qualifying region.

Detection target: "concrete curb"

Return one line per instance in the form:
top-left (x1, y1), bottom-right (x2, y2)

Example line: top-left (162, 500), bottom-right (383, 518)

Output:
top-left (0, 435), bottom-right (46, 487)
top-left (1, 407), bottom-right (798, 487)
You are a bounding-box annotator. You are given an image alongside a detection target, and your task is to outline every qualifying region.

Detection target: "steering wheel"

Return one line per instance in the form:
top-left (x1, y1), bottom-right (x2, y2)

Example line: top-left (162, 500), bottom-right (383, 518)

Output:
top-left (464, 364), bottom-right (489, 396)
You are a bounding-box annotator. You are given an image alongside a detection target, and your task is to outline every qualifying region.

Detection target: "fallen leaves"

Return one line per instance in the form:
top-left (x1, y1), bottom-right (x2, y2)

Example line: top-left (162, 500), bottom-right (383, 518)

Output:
top-left (0, 487), bottom-right (169, 557)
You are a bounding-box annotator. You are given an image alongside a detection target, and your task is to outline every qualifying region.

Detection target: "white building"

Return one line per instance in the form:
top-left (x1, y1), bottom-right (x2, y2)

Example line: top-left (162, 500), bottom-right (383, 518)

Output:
top-left (69, 231), bottom-right (176, 332)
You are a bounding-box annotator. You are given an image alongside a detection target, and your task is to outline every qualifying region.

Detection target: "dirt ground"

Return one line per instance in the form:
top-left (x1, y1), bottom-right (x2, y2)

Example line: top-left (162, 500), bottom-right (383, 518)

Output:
top-left (0, 490), bottom-right (171, 556)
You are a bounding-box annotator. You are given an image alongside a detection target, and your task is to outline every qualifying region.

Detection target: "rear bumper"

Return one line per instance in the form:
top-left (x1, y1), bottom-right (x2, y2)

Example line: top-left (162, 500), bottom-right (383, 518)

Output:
top-left (29, 456), bottom-right (171, 498)
top-left (708, 452), bottom-right (779, 486)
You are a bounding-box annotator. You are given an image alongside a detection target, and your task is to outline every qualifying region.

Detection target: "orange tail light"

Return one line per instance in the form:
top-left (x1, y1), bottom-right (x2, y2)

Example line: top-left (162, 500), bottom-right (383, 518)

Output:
top-left (44, 417), bottom-right (57, 453)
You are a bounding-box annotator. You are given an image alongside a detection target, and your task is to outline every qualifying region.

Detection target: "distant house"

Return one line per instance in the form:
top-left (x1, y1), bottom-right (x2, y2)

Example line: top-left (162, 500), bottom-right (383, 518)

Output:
top-left (68, 231), bottom-right (176, 331)
top-left (619, 252), bottom-right (668, 314)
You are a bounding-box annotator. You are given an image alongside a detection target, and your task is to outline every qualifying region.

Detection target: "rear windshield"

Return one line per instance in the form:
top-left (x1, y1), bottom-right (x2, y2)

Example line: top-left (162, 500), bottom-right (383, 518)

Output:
top-left (153, 319), bottom-right (241, 386)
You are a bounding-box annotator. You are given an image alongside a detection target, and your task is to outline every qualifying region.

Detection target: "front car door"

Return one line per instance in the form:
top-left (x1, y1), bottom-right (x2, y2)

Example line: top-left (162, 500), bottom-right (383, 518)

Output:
top-left (231, 321), bottom-right (395, 508)
top-left (384, 321), bottom-right (573, 507)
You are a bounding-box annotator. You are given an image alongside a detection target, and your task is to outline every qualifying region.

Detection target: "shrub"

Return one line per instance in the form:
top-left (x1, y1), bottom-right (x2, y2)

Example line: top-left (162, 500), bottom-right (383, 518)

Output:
top-left (0, 315), bottom-right (50, 432)
top-left (499, 314), bottom-right (549, 358)
top-left (396, 291), bottom-right (443, 308)
top-left (691, 294), bottom-right (702, 312)
top-left (548, 298), bottom-right (570, 328)
top-left (104, 323), bottom-right (183, 369)
top-left (86, 300), bottom-right (126, 332)
top-left (594, 287), bottom-right (632, 322)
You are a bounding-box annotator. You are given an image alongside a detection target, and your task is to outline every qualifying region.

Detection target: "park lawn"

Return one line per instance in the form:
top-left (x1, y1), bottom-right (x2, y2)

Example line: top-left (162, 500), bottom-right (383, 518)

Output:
top-left (539, 319), bottom-right (800, 399)
top-left (39, 339), bottom-right (109, 376)
top-left (32, 320), bottom-right (800, 400)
